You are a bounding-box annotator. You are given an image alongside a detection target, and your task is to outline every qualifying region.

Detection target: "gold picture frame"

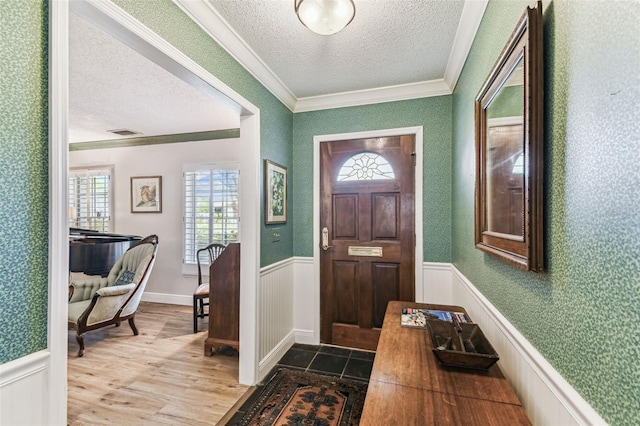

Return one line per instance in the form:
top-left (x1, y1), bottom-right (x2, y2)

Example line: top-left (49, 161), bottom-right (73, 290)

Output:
top-left (131, 176), bottom-right (162, 213)
top-left (264, 160), bottom-right (287, 224)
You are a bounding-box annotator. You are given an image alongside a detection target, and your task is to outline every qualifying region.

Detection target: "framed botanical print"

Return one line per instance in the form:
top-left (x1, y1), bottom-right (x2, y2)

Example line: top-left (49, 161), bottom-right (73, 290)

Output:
top-left (131, 176), bottom-right (162, 213)
top-left (264, 160), bottom-right (287, 224)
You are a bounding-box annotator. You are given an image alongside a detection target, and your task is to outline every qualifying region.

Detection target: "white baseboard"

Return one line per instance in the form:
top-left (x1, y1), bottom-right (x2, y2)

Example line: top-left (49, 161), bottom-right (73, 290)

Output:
top-left (293, 329), bottom-right (317, 345)
top-left (258, 331), bottom-right (295, 382)
top-left (141, 291), bottom-right (191, 306)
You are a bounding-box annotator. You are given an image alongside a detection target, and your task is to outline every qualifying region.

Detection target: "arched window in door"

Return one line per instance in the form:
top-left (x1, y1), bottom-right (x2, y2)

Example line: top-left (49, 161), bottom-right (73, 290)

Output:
top-left (337, 152), bottom-right (395, 181)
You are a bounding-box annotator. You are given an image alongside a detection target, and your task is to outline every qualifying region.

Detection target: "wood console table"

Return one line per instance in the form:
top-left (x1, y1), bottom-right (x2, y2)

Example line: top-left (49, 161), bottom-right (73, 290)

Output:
top-left (360, 301), bottom-right (530, 425)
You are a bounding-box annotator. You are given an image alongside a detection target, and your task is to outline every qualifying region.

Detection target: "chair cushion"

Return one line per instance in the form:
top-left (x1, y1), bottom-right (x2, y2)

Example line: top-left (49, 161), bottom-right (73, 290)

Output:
top-left (194, 283), bottom-right (209, 297)
top-left (68, 299), bottom-right (92, 323)
top-left (114, 269), bottom-right (136, 286)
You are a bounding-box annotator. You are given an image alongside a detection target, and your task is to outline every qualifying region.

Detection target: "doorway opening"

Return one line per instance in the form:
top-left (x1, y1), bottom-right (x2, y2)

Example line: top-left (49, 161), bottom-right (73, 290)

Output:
top-left (50, 1), bottom-right (262, 422)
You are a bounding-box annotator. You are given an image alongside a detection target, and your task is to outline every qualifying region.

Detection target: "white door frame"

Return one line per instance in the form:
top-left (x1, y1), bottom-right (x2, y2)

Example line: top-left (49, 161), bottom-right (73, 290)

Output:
top-left (312, 126), bottom-right (424, 343)
top-left (49, 1), bottom-right (261, 422)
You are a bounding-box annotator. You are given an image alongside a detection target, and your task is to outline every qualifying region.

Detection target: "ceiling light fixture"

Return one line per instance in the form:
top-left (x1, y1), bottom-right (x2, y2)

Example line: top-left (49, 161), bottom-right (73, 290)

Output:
top-left (295, 0), bottom-right (356, 36)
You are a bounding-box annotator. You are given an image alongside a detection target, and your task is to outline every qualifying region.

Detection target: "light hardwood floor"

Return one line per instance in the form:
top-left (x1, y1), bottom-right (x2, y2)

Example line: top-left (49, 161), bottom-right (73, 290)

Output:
top-left (67, 302), bottom-right (248, 425)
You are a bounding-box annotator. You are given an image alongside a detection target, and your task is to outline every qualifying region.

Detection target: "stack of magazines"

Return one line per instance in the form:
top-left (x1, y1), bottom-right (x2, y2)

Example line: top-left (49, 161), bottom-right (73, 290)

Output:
top-left (401, 308), bottom-right (471, 328)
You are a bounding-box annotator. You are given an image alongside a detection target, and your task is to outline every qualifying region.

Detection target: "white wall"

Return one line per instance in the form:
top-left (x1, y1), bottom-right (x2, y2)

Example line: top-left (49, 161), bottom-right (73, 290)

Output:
top-left (69, 137), bottom-right (241, 302)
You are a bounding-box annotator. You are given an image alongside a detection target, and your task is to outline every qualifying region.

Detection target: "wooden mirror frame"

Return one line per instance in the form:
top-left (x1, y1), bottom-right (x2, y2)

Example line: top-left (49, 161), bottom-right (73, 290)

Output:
top-left (475, 1), bottom-right (543, 271)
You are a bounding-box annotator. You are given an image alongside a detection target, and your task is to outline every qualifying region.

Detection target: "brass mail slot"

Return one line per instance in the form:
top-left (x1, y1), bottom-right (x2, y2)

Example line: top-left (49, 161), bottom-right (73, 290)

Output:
top-left (348, 246), bottom-right (383, 257)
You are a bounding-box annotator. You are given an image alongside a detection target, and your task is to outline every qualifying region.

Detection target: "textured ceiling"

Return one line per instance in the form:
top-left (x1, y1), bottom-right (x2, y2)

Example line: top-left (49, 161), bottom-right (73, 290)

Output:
top-left (69, 12), bottom-right (240, 143)
top-left (69, 0), bottom-right (487, 142)
top-left (207, 0), bottom-right (465, 98)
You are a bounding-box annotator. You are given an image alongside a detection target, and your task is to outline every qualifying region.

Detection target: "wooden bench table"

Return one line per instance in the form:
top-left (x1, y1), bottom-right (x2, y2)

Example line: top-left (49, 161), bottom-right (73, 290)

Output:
top-left (360, 301), bottom-right (530, 425)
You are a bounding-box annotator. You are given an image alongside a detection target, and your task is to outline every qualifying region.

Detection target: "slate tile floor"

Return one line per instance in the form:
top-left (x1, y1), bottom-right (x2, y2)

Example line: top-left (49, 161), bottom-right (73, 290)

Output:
top-left (224, 344), bottom-right (375, 424)
top-left (279, 343), bottom-right (375, 380)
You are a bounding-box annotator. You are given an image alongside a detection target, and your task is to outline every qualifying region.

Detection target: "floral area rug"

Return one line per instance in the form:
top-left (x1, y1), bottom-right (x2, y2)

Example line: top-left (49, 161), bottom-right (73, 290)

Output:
top-left (237, 367), bottom-right (368, 426)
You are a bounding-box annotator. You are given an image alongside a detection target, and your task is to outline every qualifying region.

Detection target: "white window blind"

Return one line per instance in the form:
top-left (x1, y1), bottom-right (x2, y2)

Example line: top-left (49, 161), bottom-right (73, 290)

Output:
top-left (183, 165), bottom-right (239, 265)
top-left (68, 167), bottom-right (113, 232)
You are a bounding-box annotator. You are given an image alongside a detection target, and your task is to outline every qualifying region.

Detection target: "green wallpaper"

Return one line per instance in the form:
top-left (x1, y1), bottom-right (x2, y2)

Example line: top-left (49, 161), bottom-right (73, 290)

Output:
top-left (452, 0), bottom-right (640, 424)
top-left (113, 0), bottom-right (294, 267)
top-left (292, 97), bottom-right (453, 262)
top-left (0, 0), bottom-right (49, 364)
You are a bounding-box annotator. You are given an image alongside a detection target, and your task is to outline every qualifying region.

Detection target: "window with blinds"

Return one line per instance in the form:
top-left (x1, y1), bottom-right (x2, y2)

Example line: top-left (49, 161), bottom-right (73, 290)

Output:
top-left (183, 165), bottom-right (240, 265)
top-left (68, 167), bottom-right (113, 232)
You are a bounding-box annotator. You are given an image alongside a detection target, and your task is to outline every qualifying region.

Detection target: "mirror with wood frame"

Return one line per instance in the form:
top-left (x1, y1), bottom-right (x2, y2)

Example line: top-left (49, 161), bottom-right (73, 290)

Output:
top-left (475, 1), bottom-right (543, 271)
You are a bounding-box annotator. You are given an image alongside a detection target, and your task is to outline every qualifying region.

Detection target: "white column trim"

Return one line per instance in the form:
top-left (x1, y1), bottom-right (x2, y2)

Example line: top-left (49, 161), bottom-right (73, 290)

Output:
top-left (48, 0), bottom-right (69, 424)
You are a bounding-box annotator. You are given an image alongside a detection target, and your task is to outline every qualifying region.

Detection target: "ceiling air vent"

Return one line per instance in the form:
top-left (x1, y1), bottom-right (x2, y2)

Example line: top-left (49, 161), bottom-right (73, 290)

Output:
top-left (108, 129), bottom-right (141, 136)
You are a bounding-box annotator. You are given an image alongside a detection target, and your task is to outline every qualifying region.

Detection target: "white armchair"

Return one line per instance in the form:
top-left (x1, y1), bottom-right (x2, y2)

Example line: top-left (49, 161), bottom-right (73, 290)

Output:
top-left (68, 235), bottom-right (158, 356)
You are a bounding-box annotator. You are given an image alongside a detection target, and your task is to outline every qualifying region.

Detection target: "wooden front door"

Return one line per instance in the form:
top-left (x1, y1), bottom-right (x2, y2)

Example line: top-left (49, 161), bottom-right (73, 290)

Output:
top-left (320, 135), bottom-right (415, 350)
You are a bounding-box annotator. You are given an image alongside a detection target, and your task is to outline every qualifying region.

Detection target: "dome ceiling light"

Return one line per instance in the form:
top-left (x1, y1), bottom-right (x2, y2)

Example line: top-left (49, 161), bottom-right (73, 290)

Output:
top-left (295, 0), bottom-right (356, 35)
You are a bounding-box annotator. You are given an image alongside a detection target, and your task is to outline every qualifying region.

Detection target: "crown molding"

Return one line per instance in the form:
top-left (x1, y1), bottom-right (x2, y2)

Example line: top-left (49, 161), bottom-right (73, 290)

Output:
top-left (443, 0), bottom-right (489, 92)
top-left (174, 0), bottom-right (487, 112)
top-left (173, 0), bottom-right (297, 111)
top-left (69, 128), bottom-right (240, 151)
top-left (294, 79), bottom-right (451, 112)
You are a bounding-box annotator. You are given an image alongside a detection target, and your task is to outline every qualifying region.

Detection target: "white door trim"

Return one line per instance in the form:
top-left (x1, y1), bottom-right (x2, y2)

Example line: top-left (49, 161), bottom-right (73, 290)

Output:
top-left (48, 2), bottom-right (69, 423)
top-left (312, 126), bottom-right (424, 343)
top-left (50, 6), bottom-right (262, 417)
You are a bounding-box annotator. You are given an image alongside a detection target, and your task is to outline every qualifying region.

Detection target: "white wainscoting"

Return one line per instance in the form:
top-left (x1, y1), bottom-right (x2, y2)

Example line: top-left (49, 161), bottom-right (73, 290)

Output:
top-left (0, 351), bottom-right (49, 425)
top-left (291, 257), bottom-right (318, 345)
top-left (140, 256), bottom-right (603, 424)
top-left (421, 261), bottom-right (454, 304)
top-left (257, 257), bottom-right (296, 381)
top-left (423, 262), bottom-right (606, 426)
top-left (283, 258), bottom-right (603, 425)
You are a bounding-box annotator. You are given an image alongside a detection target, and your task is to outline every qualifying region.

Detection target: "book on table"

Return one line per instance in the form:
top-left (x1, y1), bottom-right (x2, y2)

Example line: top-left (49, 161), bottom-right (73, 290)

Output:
top-left (401, 308), bottom-right (471, 328)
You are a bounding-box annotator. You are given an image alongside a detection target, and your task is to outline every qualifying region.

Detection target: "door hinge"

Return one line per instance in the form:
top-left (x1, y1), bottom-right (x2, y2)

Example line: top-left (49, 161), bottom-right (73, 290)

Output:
top-left (411, 152), bottom-right (416, 166)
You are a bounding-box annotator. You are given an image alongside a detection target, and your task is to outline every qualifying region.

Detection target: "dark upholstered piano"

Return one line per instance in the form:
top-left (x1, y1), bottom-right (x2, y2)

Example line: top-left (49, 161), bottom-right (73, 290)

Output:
top-left (69, 228), bottom-right (142, 277)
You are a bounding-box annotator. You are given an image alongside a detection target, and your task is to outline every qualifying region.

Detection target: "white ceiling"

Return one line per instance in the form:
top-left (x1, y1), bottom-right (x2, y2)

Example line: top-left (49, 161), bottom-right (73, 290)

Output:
top-left (179, 0), bottom-right (488, 111)
top-left (208, 0), bottom-right (463, 97)
top-left (69, 12), bottom-right (240, 143)
top-left (69, 0), bottom-right (488, 142)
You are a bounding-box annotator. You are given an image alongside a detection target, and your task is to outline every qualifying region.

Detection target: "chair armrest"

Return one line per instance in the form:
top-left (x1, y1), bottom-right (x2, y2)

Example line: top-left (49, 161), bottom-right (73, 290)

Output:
top-left (69, 277), bottom-right (109, 303)
top-left (82, 283), bottom-right (137, 326)
top-left (96, 283), bottom-right (136, 297)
